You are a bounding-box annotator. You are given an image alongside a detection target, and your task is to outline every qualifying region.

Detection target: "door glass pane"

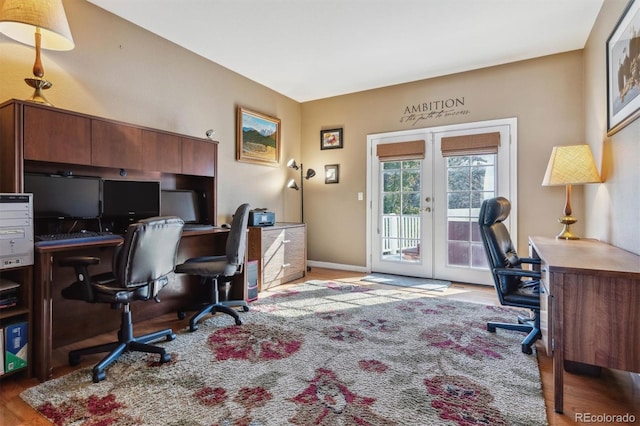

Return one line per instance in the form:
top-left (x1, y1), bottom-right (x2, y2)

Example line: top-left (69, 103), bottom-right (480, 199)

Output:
top-left (380, 160), bottom-right (421, 264)
top-left (446, 154), bottom-right (496, 269)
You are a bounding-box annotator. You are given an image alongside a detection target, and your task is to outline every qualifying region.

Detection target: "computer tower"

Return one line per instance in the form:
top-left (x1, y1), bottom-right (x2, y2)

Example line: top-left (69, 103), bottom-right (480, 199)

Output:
top-left (247, 260), bottom-right (258, 302)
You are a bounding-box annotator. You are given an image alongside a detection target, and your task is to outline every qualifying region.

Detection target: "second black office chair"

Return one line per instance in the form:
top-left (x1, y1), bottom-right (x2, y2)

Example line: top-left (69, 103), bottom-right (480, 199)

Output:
top-left (176, 203), bottom-right (251, 331)
top-left (58, 216), bottom-right (184, 382)
top-left (478, 197), bottom-right (542, 354)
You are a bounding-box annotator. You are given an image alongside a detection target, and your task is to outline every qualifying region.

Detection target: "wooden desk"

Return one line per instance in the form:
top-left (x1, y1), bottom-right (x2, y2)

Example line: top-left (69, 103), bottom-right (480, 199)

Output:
top-left (32, 228), bottom-right (242, 382)
top-left (529, 236), bottom-right (640, 413)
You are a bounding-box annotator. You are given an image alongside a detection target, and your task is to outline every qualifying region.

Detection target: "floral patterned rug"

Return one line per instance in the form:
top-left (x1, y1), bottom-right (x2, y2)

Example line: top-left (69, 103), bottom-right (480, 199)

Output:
top-left (21, 280), bottom-right (547, 425)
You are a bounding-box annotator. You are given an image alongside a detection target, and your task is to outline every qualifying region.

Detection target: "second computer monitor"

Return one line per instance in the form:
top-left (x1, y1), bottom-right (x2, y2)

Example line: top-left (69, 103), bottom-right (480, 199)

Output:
top-left (102, 179), bottom-right (160, 220)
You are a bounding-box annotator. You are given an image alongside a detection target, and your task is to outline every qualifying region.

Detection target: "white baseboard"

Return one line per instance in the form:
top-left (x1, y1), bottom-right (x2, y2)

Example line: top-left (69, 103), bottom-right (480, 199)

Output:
top-left (307, 260), bottom-right (368, 273)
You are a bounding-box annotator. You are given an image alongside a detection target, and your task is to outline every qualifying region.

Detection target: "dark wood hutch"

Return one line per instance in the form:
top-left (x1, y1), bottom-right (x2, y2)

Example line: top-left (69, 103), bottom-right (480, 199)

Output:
top-left (0, 98), bottom-right (240, 381)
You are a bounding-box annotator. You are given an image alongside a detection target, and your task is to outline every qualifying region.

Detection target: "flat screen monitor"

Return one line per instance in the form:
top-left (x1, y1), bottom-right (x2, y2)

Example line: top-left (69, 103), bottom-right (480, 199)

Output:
top-left (24, 173), bottom-right (102, 219)
top-left (161, 189), bottom-right (205, 224)
top-left (102, 179), bottom-right (160, 219)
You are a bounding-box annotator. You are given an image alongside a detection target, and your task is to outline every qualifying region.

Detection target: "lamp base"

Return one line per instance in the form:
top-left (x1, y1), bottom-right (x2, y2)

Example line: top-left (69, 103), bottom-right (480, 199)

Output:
top-left (25, 77), bottom-right (53, 106)
top-left (556, 215), bottom-right (579, 240)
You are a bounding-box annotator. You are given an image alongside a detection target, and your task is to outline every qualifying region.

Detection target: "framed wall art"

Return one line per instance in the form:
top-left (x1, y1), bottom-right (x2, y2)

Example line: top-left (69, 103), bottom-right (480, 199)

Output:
top-left (325, 164), bottom-right (340, 184)
top-left (320, 128), bottom-right (343, 150)
top-left (236, 107), bottom-right (281, 166)
top-left (607, 0), bottom-right (640, 135)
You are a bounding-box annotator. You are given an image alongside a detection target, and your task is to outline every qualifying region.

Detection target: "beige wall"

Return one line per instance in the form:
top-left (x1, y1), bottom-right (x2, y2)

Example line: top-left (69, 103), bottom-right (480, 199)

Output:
top-left (584, 0), bottom-right (640, 255)
top-left (2, 1), bottom-right (636, 274)
top-left (302, 52), bottom-right (586, 268)
top-left (0, 0), bottom-right (302, 224)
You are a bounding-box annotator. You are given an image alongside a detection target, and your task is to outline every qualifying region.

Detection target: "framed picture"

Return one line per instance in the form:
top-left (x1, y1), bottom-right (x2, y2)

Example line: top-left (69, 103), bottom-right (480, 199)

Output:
top-left (325, 164), bottom-right (340, 184)
top-left (236, 107), bottom-right (281, 166)
top-left (607, 0), bottom-right (640, 135)
top-left (320, 128), bottom-right (343, 150)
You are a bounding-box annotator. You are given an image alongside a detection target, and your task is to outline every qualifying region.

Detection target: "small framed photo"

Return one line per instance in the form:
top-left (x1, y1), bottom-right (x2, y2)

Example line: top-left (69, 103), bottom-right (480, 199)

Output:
top-left (606, 0), bottom-right (640, 135)
top-left (320, 128), bottom-right (343, 150)
top-left (236, 107), bottom-right (281, 166)
top-left (325, 164), bottom-right (340, 184)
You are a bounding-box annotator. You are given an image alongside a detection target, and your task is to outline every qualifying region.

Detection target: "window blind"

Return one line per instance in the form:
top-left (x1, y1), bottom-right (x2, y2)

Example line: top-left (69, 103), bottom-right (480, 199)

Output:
top-left (440, 132), bottom-right (500, 156)
top-left (376, 140), bottom-right (425, 161)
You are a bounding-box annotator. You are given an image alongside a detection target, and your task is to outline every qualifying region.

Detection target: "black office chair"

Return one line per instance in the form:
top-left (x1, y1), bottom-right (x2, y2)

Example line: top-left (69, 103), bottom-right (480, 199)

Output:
top-left (478, 197), bottom-right (541, 354)
top-left (58, 216), bottom-right (184, 382)
top-left (176, 203), bottom-right (250, 331)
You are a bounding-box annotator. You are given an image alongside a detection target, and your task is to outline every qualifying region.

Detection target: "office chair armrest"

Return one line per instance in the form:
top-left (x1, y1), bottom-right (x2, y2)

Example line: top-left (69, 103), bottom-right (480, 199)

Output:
top-left (519, 257), bottom-right (541, 265)
top-left (182, 255), bottom-right (226, 264)
top-left (58, 256), bottom-right (101, 268)
top-left (494, 267), bottom-right (542, 280)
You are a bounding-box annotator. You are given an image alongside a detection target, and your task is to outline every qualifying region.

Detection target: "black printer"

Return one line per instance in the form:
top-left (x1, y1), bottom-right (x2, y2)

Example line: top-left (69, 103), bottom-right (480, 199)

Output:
top-left (248, 209), bottom-right (275, 226)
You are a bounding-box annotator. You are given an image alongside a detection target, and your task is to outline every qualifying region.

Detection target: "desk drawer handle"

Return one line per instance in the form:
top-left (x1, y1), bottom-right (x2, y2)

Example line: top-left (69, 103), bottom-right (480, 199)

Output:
top-left (283, 240), bottom-right (291, 244)
top-left (282, 263), bottom-right (291, 268)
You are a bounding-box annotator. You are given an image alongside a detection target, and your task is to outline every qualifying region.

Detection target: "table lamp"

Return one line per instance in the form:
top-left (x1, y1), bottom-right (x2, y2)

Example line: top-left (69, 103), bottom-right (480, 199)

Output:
top-left (542, 144), bottom-right (601, 240)
top-left (0, 0), bottom-right (75, 106)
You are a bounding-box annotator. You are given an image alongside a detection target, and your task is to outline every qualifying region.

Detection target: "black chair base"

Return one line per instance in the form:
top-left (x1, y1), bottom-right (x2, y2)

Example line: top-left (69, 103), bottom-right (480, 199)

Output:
top-left (487, 320), bottom-right (541, 354)
top-left (178, 278), bottom-right (249, 331)
top-left (178, 300), bottom-right (249, 331)
top-left (69, 307), bottom-right (176, 382)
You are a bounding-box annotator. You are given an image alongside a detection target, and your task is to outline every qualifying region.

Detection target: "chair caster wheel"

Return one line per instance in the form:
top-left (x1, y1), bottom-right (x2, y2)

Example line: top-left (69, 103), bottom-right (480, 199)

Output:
top-left (242, 305), bottom-right (250, 312)
top-left (522, 346), bottom-right (533, 355)
top-left (160, 352), bottom-right (172, 363)
top-left (487, 325), bottom-right (496, 333)
top-left (235, 318), bottom-right (243, 325)
top-left (69, 354), bottom-right (81, 366)
top-left (177, 311), bottom-right (187, 320)
top-left (189, 324), bottom-right (199, 332)
top-left (166, 332), bottom-right (176, 341)
top-left (93, 370), bottom-right (106, 383)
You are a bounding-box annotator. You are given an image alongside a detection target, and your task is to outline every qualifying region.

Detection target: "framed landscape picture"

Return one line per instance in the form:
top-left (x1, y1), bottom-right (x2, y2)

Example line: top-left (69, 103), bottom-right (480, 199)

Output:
top-left (236, 107), bottom-right (281, 166)
top-left (607, 0), bottom-right (640, 135)
top-left (320, 128), bottom-right (343, 150)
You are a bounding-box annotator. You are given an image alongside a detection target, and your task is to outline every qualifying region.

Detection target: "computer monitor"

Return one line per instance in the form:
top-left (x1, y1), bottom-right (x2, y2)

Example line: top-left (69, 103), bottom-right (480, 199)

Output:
top-left (24, 173), bottom-right (101, 219)
top-left (161, 190), bottom-right (202, 224)
top-left (102, 179), bottom-right (160, 219)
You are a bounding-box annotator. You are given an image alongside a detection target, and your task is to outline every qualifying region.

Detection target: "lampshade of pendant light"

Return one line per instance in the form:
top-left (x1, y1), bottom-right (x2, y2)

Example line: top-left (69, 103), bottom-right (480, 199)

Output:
top-left (0, 0), bottom-right (75, 105)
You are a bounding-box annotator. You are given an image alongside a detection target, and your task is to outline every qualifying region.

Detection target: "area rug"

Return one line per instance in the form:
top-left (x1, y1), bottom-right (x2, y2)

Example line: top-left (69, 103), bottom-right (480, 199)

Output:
top-left (362, 273), bottom-right (451, 291)
top-left (21, 280), bottom-right (547, 425)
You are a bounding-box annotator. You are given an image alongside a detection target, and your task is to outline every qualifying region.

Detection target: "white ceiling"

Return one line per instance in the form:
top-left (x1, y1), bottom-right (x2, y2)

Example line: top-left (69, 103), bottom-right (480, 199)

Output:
top-left (86, 0), bottom-right (604, 102)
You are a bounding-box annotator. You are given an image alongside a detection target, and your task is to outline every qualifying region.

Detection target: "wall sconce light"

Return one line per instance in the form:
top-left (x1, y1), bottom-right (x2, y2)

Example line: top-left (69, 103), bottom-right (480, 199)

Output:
top-left (287, 158), bottom-right (315, 222)
top-left (542, 144), bottom-right (601, 240)
top-left (0, 0), bottom-right (75, 106)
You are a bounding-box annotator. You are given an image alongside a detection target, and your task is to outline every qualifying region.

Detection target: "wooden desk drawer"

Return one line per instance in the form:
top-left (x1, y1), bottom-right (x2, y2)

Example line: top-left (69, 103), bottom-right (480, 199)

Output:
top-left (249, 224), bottom-right (306, 291)
top-left (539, 268), bottom-right (552, 356)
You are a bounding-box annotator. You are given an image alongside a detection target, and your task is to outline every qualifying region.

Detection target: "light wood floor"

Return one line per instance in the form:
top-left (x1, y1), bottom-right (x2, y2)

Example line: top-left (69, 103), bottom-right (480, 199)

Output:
top-left (1, 267), bottom-right (638, 425)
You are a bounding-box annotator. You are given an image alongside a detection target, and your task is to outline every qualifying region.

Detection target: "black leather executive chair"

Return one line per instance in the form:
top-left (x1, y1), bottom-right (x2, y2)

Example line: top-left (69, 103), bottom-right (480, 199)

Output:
top-left (478, 197), bottom-right (541, 354)
top-left (176, 203), bottom-right (251, 331)
top-left (59, 216), bottom-right (184, 382)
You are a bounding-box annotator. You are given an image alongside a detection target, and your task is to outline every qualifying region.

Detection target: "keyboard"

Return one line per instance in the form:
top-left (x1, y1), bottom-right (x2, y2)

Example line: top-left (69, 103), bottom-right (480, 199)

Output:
top-left (35, 231), bottom-right (122, 247)
top-left (183, 224), bottom-right (215, 231)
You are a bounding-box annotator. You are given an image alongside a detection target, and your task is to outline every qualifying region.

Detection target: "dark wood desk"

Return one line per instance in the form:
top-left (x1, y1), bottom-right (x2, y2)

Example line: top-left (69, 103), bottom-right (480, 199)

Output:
top-left (529, 236), bottom-right (640, 413)
top-left (33, 228), bottom-right (242, 382)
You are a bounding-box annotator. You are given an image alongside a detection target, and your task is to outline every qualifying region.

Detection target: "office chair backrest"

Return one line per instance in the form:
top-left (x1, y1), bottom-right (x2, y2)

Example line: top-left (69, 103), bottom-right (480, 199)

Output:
top-left (478, 197), bottom-right (523, 294)
top-left (114, 216), bottom-right (184, 296)
top-left (223, 203), bottom-right (251, 276)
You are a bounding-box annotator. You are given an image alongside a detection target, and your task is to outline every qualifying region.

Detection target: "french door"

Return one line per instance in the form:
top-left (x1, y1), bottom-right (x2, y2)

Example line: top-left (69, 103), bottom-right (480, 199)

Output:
top-left (369, 131), bottom-right (433, 277)
top-left (367, 118), bottom-right (517, 284)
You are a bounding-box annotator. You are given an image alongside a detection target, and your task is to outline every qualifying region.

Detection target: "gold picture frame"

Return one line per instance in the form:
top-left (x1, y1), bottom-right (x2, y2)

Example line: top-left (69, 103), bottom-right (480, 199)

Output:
top-left (236, 107), bottom-right (281, 166)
